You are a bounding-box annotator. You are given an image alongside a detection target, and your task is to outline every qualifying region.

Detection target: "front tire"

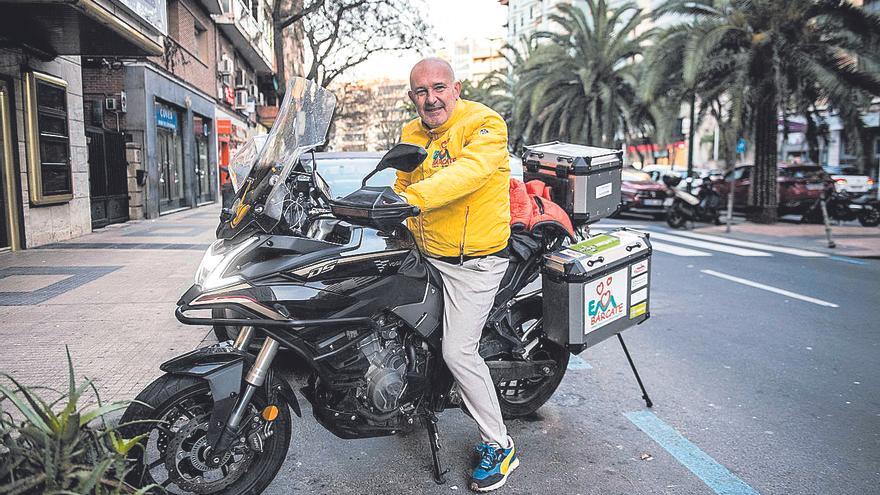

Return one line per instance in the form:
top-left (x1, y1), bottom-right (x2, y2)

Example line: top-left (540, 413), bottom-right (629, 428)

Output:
top-left (495, 298), bottom-right (569, 418)
top-left (120, 374), bottom-right (291, 495)
top-left (859, 205), bottom-right (880, 227)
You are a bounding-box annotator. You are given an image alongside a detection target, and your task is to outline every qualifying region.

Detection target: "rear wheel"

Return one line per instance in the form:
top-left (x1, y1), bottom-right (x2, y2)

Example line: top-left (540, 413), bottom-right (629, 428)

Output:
top-left (120, 374), bottom-right (291, 494)
top-left (666, 204), bottom-right (687, 229)
top-left (495, 298), bottom-right (570, 418)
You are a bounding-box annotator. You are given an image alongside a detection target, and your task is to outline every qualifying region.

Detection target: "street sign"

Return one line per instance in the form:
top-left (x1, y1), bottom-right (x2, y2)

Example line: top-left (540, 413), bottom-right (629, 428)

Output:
top-left (736, 138), bottom-right (746, 154)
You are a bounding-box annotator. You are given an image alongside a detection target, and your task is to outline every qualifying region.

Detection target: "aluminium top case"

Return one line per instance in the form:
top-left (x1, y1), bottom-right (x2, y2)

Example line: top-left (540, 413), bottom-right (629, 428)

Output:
top-left (522, 141), bottom-right (623, 224)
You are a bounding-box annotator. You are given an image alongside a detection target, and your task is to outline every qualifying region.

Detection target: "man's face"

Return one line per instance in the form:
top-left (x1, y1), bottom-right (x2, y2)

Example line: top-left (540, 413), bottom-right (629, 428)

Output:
top-left (408, 62), bottom-right (461, 129)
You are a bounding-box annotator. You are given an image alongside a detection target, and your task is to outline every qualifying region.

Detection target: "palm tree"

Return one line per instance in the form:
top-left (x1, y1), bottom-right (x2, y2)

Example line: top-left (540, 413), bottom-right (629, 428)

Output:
top-left (513, 0), bottom-right (654, 149)
top-left (650, 0), bottom-right (880, 223)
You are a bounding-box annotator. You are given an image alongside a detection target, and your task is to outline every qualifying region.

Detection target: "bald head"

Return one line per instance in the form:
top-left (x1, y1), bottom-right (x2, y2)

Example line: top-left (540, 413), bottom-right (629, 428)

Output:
top-left (408, 58), bottom-right (461, 128)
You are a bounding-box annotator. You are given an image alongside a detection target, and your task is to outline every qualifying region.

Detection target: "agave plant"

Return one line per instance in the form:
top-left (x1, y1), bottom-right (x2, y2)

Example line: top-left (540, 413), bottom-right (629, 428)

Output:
top-left (0, 347), bottom-right (154, 494)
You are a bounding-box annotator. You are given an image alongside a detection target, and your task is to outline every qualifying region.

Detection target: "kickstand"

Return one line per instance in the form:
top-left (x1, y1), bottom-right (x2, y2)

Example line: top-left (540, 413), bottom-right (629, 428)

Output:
top-left (617, 334), bottom-right (653, 408)
top-left (424, 412), bottom-right (449, 484)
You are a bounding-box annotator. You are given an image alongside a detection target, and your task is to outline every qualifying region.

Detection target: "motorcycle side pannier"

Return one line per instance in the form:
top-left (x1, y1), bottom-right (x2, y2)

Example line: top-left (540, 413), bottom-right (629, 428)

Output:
top-left (522, 141), bottom-right (623, 224)
top-left (541, 228), bottom-right (652, 353)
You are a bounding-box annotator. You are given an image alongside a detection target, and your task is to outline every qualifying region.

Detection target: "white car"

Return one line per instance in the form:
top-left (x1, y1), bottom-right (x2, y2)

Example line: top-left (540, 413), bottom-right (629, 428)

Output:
top-left (823, 165), bottom-right (874, 194)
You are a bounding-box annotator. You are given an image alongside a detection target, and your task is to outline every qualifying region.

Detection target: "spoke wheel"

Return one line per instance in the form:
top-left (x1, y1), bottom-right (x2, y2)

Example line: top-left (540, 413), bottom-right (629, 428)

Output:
top-left (120, 374), bottom-right (291, 495)
top-left (495, 297), bottom-right (569, 418)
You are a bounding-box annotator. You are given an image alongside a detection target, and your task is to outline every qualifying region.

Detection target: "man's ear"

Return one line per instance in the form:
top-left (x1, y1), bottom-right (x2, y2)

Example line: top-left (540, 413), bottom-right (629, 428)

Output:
top-left (408, 90), bottom-right (417, 105)
top-left (453, 81), bottom-right (461, 99)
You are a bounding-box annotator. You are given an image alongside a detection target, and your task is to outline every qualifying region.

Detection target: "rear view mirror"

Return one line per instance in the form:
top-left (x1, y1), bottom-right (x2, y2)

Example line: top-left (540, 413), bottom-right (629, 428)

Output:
top-left (377, 143), bottom-right (427, 173)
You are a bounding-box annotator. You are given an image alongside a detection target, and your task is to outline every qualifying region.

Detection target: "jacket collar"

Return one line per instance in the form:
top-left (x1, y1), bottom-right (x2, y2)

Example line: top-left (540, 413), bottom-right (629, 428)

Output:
top-left (421, 99), bottom-right (468, 137)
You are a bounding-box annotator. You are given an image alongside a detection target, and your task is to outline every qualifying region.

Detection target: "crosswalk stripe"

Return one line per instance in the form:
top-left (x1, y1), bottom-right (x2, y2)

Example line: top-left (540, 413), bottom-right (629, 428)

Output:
top-left (639, 231), bottom-right (772, 257)
top-left (651, 241), bottom-right (713, 257)
top-left (647, 229), bottom-right (828, 257)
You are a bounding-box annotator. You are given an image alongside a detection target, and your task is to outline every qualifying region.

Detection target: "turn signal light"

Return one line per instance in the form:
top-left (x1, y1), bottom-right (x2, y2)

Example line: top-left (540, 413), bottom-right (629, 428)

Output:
top-left (835, 178), bottom-right (847, 184)
top-left (262, 405), bottom-right (280, 421)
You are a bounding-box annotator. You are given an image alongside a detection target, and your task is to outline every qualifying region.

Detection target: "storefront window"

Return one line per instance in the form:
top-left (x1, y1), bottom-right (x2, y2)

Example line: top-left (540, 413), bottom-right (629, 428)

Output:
top-left (156, 101), bottom-right (188, 212)
top-left (24, 71), bottom-right (73, 205)
top-left (193, 115), bottom-right (214, 204)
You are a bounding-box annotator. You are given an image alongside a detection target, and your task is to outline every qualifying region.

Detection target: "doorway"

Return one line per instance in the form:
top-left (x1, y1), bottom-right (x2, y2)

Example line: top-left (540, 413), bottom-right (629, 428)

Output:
top-left (0, 79), bottom-right (22, 251)
top-left (87, 127), bottom-right (129, 229)
top-left (194, 115), bottom-right (213, 205)
top-left (157, 123), bottom-right (187, 213)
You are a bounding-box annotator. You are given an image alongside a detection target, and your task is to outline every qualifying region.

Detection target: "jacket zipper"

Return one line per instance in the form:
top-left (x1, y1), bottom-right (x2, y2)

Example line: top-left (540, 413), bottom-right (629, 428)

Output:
top-left (416, 132), bottom-right (434, 252)
top-left (459, 206), bottom-right (470, 265)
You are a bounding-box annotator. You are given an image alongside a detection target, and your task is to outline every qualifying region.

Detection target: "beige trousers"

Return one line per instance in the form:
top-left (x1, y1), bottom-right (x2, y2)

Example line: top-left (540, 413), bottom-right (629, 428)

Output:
top-left (427, 256), bottom-right (509, 446)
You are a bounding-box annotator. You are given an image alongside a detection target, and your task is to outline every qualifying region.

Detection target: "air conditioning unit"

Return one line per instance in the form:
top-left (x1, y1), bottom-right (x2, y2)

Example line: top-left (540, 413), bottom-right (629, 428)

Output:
top-left (119, 91), bottom-right (127, 113)
top-left (218, 56), bottom-right (233, 75)
top-left (249, 83), bottom-right (259, 96)
top-left (233, 69), bottom-right (245, 88)
top-left (104, 97), bottom-right (118, 111)
top-left (234, 89), bottom-right (249, 109)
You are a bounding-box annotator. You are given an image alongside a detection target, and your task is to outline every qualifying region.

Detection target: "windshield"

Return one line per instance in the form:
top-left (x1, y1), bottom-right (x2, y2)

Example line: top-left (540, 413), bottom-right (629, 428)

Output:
top-left (223, 77), bottom-right (337, 236)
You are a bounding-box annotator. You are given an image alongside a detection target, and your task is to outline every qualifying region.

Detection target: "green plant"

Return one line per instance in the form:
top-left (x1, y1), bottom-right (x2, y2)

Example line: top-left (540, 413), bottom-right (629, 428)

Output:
top-left (0, 347), bottom-right (154, 494)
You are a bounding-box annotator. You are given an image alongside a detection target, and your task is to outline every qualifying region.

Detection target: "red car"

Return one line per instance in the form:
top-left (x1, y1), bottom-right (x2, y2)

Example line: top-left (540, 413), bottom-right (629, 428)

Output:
top-left (618, 168), bottom-right (671, 218)
top-left (712, 163), bottom-right (834, 215)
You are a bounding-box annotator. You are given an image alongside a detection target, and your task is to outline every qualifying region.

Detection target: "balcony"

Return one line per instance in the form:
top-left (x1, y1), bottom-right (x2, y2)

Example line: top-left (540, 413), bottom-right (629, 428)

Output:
top-left (0, 0), bottom-right (164, 58)
top-left (213, 0), bottom-right (275, 74)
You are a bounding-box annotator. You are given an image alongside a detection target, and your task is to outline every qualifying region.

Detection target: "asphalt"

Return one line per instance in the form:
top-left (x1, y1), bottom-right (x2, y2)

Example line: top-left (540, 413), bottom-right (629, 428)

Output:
top-left (1, 208), bottom-right (877, 495)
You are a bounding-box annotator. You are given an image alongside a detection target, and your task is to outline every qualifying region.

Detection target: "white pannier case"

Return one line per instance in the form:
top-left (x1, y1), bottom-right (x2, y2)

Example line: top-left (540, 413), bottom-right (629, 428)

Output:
top-left (541, 228), bottom-right (652, 353)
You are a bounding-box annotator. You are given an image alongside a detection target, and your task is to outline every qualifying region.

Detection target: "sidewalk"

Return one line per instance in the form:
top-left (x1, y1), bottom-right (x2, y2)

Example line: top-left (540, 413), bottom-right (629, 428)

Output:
top-left (692, 218), bottom-right (880, 258)
top-left (0, 205), bottom-right (221, 402)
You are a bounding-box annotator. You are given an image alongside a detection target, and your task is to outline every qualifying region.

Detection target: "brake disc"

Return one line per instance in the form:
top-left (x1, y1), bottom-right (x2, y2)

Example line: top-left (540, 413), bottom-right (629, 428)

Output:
top-left (163, 416), bottom-right (254, 494)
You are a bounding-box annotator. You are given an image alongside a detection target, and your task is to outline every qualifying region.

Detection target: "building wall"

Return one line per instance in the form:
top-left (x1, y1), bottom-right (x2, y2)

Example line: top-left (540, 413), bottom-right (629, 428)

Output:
top-left (0, 54), bottom-right (91, 248)
top-left (81, 64), bottom-right (127, 130)
top-left (148, 0), bottom-right (218, 97)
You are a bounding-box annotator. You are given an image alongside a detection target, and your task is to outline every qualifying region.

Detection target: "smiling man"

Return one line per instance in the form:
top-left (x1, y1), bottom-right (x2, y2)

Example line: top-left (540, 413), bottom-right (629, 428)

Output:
top-left (393, 58), bottom-right (515, 493)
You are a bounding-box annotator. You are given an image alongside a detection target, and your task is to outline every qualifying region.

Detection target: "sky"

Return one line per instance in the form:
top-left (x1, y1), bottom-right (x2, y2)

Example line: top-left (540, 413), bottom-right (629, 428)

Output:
top-left (340, 0), bottom-right (508, 82)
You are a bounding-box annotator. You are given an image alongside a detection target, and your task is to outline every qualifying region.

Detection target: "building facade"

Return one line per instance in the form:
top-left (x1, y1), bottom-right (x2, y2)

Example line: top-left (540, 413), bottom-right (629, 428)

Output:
top-left (328, 79), bottom-right (410, 152)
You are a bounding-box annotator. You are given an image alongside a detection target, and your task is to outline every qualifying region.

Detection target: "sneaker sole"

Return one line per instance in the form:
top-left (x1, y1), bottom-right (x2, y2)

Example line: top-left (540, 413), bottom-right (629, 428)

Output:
top-left (471, 457), bottom-right (519, 493)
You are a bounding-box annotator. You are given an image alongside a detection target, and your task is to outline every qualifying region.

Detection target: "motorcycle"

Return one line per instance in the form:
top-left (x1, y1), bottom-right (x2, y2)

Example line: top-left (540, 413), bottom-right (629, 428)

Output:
top-left (119, 78), bottom-right (573, 494)
top-left (802, 190), bottom-right (880, 227)
top-left (661, 175), bottom-right (722, 229)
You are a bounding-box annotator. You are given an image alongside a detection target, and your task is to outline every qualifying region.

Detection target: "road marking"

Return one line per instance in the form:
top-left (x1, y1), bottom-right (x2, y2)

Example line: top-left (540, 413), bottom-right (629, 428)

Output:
top-left (643, 231), bottom-right (772, 257)
top-left (700, 269), bottom-right (839, 308)
top-left (651, 241), bottom-right (713, 257)
top-left (567, 354), bottom-right (592, 370)
top-left (591, 228), bottom-right (711, 257)
top-left (829, 256), bottom-right (867, 266)
top-left (625, 410), bottom-right (761, 495)
top-left (648, 230), bottom-right (827, 258)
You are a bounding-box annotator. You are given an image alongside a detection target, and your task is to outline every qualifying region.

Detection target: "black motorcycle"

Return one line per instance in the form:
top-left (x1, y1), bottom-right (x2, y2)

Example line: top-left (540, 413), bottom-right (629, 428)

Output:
top-left (802, 190), bottom-right (880, 227)
top-left (120, 78), bottom-right (573, 494)
top-left (662, 175), bottom-right (722, 228)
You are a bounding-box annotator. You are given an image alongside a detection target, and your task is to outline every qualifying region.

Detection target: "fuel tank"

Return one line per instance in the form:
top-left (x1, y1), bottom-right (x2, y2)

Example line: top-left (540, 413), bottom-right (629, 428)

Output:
top-left (192, 219), bottom-right (443, 339)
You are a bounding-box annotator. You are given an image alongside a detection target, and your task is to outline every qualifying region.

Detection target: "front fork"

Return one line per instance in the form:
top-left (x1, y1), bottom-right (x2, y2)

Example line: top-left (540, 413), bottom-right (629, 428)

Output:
top-left (209, 327), bottom-right (280, 460)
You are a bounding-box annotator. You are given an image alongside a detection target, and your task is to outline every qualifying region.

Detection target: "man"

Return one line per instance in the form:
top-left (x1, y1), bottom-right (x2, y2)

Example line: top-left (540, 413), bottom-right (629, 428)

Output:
top-left (393, 58), bottom-right (516, 492)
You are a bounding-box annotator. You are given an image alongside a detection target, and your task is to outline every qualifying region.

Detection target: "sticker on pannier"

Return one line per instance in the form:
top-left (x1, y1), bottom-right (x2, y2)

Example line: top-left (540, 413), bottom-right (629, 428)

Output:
top-left (585, 267), bottom-right (628, 332)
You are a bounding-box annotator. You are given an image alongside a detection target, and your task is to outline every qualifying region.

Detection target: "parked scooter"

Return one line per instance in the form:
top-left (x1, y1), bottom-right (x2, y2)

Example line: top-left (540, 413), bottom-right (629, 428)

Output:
top-left (662, 174), bottom-right (722, 228)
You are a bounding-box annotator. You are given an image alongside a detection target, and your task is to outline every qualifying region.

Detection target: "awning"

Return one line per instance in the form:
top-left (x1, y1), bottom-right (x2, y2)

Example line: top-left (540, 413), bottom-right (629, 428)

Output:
top-left (0, 0), bottom-right (164, 58)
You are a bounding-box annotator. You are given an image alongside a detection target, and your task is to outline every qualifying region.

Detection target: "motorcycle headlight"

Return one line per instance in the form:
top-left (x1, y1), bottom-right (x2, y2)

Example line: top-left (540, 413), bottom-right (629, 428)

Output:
top-left (194, 237), bottom-right (259, 291)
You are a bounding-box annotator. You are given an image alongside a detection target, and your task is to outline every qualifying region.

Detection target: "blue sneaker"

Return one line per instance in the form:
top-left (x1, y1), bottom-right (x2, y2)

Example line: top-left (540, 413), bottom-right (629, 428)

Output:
top-left (470, 436), bottom-right (518, 492)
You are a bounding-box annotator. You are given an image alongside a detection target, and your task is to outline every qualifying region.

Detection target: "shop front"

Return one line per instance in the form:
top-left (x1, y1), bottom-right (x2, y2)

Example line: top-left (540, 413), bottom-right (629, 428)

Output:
top-left (124, 64), bottom-right (218, 218)
top-left (216, 110), bottom-right (250, 208)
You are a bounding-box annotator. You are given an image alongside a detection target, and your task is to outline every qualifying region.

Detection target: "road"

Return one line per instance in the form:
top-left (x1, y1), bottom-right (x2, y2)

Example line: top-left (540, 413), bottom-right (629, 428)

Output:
top-left (265, 215), bottom-right (880, 495)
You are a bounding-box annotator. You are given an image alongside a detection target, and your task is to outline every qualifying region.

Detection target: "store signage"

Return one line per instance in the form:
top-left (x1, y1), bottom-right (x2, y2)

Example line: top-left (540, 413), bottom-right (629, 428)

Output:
top-left (156, 105), bottom-right (177, 130)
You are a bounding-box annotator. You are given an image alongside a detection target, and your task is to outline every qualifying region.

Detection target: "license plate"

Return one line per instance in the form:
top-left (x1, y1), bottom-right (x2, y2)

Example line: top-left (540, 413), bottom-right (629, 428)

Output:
top-left (643, 199), bottom-right (663, 206)
top-left (663, 198), bottom-right (674, 206)
top-left (806, 183), bottom-right (825, 190)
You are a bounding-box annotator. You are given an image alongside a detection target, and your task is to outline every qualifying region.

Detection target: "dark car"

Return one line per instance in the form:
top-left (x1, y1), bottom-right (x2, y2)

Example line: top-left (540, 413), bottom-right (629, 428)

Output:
top-left (712, 163), bottom-right (834, 215)
top-left (618, 168), bottom-right (670, 218)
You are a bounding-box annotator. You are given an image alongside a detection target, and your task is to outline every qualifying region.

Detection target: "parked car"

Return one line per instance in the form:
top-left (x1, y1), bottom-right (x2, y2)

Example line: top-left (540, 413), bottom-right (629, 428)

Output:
top-left (823, 165), bottom-right (874, 194)
top-left (711, 163), bottom-right (834, 216)
top-left (618, 168), bottom-right (671, 218)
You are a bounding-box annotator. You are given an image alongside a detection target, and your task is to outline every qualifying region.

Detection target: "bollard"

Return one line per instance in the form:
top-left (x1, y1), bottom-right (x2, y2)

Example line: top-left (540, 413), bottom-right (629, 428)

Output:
top-left (819, 198), bottom-right (836, 248)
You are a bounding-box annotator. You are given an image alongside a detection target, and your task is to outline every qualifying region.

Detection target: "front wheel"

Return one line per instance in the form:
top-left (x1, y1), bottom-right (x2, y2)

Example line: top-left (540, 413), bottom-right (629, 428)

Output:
top-left (119, 374), bottom-right (291, 495)
top-left (495, 298), bottom-right (570, 418)
top-left (859, 205), bottom-right (880, 227)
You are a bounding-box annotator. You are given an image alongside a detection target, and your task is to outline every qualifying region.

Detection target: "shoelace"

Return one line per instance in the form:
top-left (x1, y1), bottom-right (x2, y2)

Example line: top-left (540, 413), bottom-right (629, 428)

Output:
top-left (477, 444), bottom-right (503, 470)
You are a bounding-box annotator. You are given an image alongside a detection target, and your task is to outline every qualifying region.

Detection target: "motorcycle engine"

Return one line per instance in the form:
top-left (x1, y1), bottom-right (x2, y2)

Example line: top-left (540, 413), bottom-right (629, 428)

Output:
top-left (359, 336), bottom-right (408, 413)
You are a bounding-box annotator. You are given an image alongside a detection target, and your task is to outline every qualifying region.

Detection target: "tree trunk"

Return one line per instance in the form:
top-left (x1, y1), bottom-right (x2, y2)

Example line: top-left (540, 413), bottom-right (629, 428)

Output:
top-left (273, 1), bottom-right (288, 96)
top-left (805, 110), bottom-right (820, 164)
top-left (748, 82), bottom-right (778, 224)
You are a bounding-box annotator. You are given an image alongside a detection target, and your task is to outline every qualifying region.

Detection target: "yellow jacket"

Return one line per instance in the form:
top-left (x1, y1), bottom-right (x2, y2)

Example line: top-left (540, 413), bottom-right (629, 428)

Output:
top-left (394, 99), bottom-right (511, 258)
